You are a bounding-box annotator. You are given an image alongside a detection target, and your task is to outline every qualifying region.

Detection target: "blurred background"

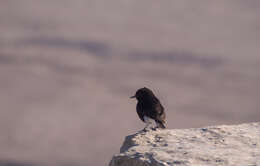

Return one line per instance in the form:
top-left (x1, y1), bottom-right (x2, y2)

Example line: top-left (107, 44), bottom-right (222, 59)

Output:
top-left (0, 0), bottom-right (260, 166)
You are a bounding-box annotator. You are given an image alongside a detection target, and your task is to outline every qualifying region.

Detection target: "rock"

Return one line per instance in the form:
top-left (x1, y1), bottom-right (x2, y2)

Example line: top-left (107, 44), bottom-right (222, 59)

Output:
top-left (109, 122), bottom-right (260, 166)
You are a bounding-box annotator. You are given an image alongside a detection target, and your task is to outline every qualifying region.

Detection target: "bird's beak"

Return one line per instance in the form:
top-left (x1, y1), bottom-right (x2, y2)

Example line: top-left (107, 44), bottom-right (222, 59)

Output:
top-left (130, 95), bottom-right (136, 99)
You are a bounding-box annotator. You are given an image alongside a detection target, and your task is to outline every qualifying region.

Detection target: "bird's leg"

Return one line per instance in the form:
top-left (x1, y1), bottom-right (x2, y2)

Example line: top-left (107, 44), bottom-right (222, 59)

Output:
top-left (150, 121), bottom-right (157, 131)
top-left (155, 122), bottom-right (160, 130)
top-left (143, 116), bottom-right (153, 131)
top-left (144, 122), bottom-right (151, 130)
top-left (143, 123), bottom-right (152, 132)
top-left (155, 121), bottom-right (166, 129)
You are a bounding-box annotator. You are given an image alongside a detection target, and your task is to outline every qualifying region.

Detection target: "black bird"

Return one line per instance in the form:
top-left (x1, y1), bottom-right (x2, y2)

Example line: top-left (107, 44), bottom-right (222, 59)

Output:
top-left (130, 87), bottom-right (166, 130)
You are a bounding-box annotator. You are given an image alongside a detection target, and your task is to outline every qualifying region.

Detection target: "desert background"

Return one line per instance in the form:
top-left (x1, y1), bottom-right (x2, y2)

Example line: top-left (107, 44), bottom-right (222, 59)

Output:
top-left (0, 0), bottom-right (260, 166)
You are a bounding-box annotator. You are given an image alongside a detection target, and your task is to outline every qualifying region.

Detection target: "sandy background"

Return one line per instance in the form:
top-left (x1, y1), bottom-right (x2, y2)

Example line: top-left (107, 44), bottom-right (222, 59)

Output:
top-left (0, 0), bottom-right (260, 166)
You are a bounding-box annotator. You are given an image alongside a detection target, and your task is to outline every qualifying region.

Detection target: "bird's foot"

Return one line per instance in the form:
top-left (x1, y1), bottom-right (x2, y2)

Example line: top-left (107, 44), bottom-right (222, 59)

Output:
top-left (152, 127), bottom-right (161, 131)
top-left (151, 127), bottom-right (157, 131)
top-left (143, 128), bottom-right (149, 132)
top-left (143, 127), bottom-right (159, 132)
top-left (143, 127), bottom-right (154, 132)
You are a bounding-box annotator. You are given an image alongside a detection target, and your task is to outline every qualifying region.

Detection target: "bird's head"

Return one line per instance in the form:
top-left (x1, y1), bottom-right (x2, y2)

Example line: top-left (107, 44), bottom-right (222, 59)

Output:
top-left (130, 87), bottom-right (155, 101)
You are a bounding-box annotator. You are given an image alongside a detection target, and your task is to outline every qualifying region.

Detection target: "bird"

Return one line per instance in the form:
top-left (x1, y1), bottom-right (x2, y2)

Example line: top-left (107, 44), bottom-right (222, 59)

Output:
top-left (130, 87), bottom-right (166, 130)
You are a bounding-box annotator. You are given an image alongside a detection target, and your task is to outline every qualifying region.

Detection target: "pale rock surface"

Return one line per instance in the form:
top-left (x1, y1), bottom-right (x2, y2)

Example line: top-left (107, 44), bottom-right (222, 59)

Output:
top-left (109, 122), bottom-right (260, 166)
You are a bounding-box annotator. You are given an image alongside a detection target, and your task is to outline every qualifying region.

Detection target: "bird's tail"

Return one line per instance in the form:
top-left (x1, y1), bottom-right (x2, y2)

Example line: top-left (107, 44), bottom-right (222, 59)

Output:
top-left (156, 120), bottom-right (166, 129)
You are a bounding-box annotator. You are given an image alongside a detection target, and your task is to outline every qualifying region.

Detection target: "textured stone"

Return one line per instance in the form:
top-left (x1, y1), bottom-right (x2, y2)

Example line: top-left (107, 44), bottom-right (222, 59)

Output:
top-left (109, 122), bottom-right (260, 166)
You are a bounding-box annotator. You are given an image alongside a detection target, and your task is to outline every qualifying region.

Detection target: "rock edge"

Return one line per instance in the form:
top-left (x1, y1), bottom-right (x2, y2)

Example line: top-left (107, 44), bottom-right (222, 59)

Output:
top-left (109, 122), bottom-right (260, 166)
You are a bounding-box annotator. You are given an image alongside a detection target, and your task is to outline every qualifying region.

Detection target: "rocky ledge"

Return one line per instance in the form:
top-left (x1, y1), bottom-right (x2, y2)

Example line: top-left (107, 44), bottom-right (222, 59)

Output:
top-left (109, 122), bottom-right (260, 166)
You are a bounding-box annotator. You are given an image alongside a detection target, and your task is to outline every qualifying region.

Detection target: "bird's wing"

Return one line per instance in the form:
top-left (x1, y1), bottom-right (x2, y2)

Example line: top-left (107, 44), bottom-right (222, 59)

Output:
top-left (154, 103), bottom-right (166, 123)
